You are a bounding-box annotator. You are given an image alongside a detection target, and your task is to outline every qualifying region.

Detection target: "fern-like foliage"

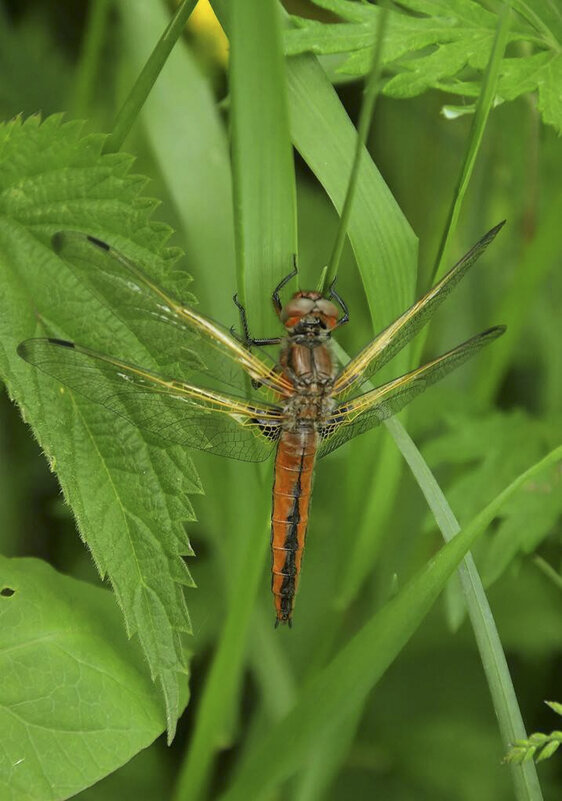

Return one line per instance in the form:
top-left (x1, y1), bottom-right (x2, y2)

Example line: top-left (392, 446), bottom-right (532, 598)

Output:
top-left (285, 0), bottom-right (562, 133)
top-left (0, 115), bottom-right (200, 740)
top-left (506, 701), bottom-right (562, 764)
top-left (422, 409), bottom-right (562, 589)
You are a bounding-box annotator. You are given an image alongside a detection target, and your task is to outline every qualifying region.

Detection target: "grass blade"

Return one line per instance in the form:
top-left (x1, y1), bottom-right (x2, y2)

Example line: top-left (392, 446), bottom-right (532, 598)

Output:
top-left (386, 417), bottom-right (547, 801)
top-left (71, 0), bottom-right (113, 117)
top-left (218, 446), bottom-right (560, 801)
top-left (229, 3), bottom-right (297, 322)
top-left (117, 0), bottom-right (235, 315)
top-left (287, 53), bottom-right (417, 339)
top-left (324, 5), bottom-right (389, 289)
top-left (173, 2), bottom-right (296, 799)
top-left (105, 0), bottom-right (198, 153)
top-left (429, 3), bottom-right (512, 285)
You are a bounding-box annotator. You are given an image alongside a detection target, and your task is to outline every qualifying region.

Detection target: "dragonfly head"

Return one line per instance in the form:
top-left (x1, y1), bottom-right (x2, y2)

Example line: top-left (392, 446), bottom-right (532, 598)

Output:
top-left (281, 291), bottom-right (339, 336)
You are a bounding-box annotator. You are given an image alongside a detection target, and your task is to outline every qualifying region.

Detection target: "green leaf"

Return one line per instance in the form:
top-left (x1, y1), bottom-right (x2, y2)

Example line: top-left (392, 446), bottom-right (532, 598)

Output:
top-left (536, 740), bottom-right (560, 761)
top-left (285, 0), bottom-right (562, 133)
top-left (546, 701), bottom-right (562, 716)
top-left (505, 700), bottom-right (562, 766)
top-left (423, 410), bottom-right (562, 588)
top-left (0, 556), bottom-right (175, 800)
top-left (0, 116), bottom-right (197, 741)
top-left (497, 49), bottom-right (562, 135)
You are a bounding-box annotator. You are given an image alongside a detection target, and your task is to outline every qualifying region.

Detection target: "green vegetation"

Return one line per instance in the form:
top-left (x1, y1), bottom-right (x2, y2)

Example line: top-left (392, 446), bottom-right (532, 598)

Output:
top-left (0, 2), bottom-right (560, 800)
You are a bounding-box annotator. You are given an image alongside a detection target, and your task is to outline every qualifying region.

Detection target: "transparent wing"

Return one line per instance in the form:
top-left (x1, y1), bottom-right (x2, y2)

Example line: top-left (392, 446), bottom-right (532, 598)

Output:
top-left (318, 326), bottom-right (505, 458)
top-left (52, 231), bottom-right (290, 396)
top-left (18, 338), bottom-right (283, 462)
top-left (333, 222), bottom-right (505, 396)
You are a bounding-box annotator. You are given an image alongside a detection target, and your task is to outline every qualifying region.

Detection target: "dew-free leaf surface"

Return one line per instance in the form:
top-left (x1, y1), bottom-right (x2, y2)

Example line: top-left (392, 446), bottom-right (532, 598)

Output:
top-left (0, 116), bottom-right (198, 740)
top-left (285, 0), bottom-right (562, 133)
top-left (0, 556), bottom-right (172, 801)
top-left (424, 410), bottom-right (562, 589)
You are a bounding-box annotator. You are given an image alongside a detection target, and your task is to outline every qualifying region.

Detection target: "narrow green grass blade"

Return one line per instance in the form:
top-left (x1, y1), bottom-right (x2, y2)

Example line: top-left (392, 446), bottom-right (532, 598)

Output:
top-left (218, 446), bottom-right (560, 801)
top-left (533, 556), bottom-right (562, 592)
top-left (230, 1), bottom-right (297, 324)
top-left (71, 0), bottom-right (113, 117)
top-left (429, 3), bottom-right (512, 286)
top-left (293, 704), bottom-right (363, 801)
top-left (105, 0), bottom-right (198, 153)
top-left (386, 417), bottom-right (546, 801)
top-left (173, 3), bottom-right (296, 800)
top-left (117, 0), bottom-right (235, 315)
top-left (378, 12), bottom-right (542, 797)
top-left (337, 5), bottom-right (513, 611)
top-left (287, 53), bottom-right (417, 339)
top-left (324, 5), bottom-right (389, 289)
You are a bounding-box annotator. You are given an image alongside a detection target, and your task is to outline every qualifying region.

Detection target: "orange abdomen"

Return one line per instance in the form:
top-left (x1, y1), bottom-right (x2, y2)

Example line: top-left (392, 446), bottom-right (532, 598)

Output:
top-left (271, 429), bottom-right (317, 625)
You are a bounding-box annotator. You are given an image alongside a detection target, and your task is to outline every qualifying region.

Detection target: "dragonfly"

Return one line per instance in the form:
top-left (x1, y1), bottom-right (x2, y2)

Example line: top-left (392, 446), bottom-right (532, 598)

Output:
top-left (18, 222), bottom-right (505, 626)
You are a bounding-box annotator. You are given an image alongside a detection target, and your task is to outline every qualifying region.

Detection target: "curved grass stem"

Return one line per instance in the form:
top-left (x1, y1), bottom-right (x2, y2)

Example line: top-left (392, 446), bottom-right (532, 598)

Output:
top-left (105, 0), bottom-right (198, 153)
top-left (324, 5), bottom-right (389, 292)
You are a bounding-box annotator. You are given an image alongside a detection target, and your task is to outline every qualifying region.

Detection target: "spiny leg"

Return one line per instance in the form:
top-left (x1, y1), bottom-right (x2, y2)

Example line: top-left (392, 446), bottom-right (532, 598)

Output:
top-left (230, 293), bottom-right (281, 347)
top-left (328, 278), bottom-right (349, 329)
top-left (230, 294), bottom-right (281, 390)
top-left (272, 254), bottom-right (298, 316)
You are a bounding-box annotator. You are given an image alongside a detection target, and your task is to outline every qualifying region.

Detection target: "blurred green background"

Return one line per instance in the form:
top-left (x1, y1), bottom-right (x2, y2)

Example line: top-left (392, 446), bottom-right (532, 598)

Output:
top-left (0, 1), bottom-right (560, 799)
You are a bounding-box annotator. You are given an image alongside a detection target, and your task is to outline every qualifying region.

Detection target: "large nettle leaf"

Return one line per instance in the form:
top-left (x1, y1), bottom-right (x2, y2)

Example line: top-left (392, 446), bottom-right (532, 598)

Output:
top-left (0, 556), bottom-right (171, 801)
top-left (0, 115), bottom-right (202, 740)
top-left (285, 0), bottom-right (562, 133)
top-left (423, 409), bottom-right (562, 587)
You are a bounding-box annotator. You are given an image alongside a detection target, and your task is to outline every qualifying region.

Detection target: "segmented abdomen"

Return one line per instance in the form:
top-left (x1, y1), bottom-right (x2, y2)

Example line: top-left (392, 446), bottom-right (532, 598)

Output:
top-left (271, 428), bottom-right (317, 625)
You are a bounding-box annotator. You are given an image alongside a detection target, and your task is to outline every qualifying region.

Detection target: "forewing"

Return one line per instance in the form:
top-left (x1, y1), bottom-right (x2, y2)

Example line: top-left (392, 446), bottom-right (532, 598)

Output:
top-left (52, 231), bottom-right (289, 396)
top-left (319, 326), bottom-right (505, 458)
top-left (333, 222), bottom-right (505, 396)
top-left (18, 338), bottom-right (283, 462)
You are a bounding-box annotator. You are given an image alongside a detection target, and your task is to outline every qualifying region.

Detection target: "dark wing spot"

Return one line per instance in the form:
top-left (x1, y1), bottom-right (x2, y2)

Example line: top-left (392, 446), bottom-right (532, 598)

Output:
top-left (47, 338), bottom-right (75, 349)
top-left (87, 235), bottom-right (110, 251)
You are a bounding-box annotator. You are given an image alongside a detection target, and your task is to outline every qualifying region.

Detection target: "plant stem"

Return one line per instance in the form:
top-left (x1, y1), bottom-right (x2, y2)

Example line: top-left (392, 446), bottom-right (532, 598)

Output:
top-left (386, 417), bottom-right (546, 801)
top-left (428, 3), bottom-right (512, 287)
top-left (533, 555), bottom-right (562, 591)
top-left (324, 5), bottom-right (389, 291)
top-left (104, 0), bottom-right (198, 153)
top-left (71, 0), bottom-right (113, 118)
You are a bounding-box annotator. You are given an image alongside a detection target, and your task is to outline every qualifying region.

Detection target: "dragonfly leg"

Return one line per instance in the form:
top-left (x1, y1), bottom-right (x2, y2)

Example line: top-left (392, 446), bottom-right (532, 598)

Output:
top-left (231, 293), bottom-right (281, 347)
top-left (328, 278), bottom-right (349, 329)
top-left (272, 255), bottom-right (298, 315)
top-left (231, 294), bottom-right (281, 390)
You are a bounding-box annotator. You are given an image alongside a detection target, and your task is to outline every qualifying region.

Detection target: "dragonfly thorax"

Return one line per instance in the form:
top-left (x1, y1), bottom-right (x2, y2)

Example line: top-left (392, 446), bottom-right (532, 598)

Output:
top-left (283, 392), bottom-right (335, 429)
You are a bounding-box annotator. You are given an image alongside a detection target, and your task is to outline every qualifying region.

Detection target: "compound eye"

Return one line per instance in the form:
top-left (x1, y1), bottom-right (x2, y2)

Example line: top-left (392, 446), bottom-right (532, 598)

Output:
top-left (315, 299), bottom-right (339, 318)
top-left (281, 297), bottom-right (315, 324)
top-left (315, 298), bottom-right (339, 328)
